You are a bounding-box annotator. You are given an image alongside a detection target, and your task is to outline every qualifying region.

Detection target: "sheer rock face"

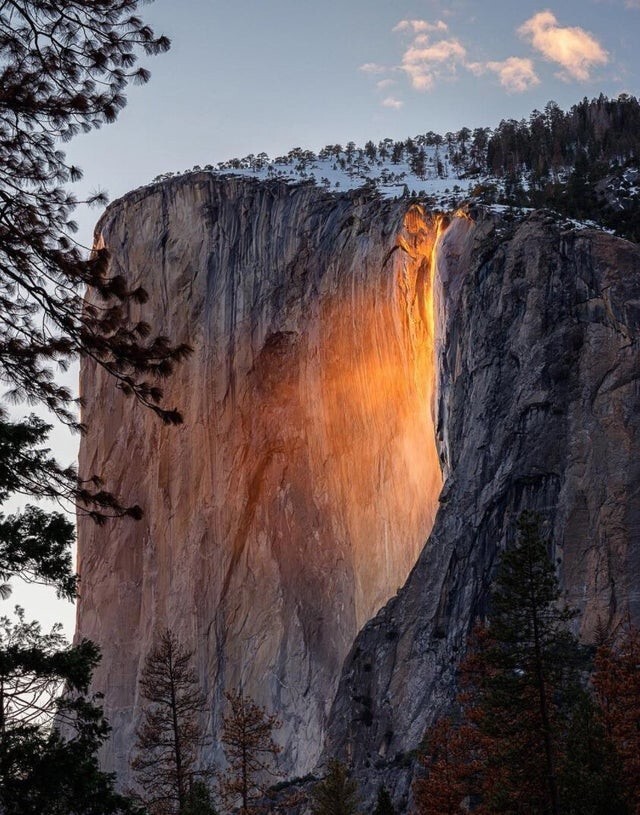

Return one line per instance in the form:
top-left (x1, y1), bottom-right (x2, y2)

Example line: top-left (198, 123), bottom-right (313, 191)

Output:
top-left (78, 173), bottom-right (640, 801)
top-left (76, 175), bottom-right (444, 783)
top-left (325, 211), bottom-right (640, 807)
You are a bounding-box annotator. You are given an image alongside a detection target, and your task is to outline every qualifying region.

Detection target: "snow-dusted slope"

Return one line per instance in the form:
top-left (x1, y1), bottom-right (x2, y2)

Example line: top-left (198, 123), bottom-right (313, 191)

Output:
top-left (152, 141), bottom-right (483, 209)
top-left (144, 140), bottom-right (637, 241)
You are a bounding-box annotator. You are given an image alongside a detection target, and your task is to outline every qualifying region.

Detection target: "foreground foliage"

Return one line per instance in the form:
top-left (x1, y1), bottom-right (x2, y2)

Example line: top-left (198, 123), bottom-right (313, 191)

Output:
top-left (414, 512), bottom-right (631, 815)
top-left (1, 0), bottom-right (190, 438)
top-left (0, 1), bottom-right (188, 811)
top-left (0, 609), bottom-right (140, 814)
top-left (219, 689), bottom-right (282, 815)
top-left (132, 630), bottom-right (210, 815)
top-left (0, 409), bottom-right (148, 814)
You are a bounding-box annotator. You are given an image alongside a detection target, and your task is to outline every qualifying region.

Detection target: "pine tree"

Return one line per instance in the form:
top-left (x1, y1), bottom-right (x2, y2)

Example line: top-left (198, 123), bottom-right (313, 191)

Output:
top-left (0, 412), bottom-right (78, 592)
top-left (420, 512), bottom-right (596, 814)
top-left (131, 630), bottom-right (210, 815)
top-left (0, 407), bottom-right (147, 814)
top-left (310, 759), bottom-right (359, 815)
top-left (0, 410), bottom-right (146, 814)
top-left (0, 1), bottom-right (190, 436)
top-left (409, 148), bottom-right (427, 180)
top-left (416, 512), bottom-right (637, 814)
top-left (0, 3), bottom-right (186, 808)
top-left (467, 511), bottom-right (587, 814)
top-left (219, 689), bottom-right (282, 815)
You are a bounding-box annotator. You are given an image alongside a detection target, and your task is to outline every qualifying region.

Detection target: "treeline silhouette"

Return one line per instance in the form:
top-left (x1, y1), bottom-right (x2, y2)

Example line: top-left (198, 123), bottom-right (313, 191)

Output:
top-left (484, 94), bottom-right (640, 177)
top-left (478, 95), bottom-right (640, 240)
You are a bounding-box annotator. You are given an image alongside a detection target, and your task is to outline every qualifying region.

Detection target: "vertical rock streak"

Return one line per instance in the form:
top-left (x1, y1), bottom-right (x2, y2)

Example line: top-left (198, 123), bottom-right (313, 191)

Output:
top-left (76, 176), bottom-right (444, 783)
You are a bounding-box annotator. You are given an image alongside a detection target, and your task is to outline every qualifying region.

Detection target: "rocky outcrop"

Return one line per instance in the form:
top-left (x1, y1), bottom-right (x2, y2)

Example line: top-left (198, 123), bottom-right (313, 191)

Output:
top-left (325, 210), bottom-right (640, 807)
top-left (76, 175), bottom-right (444, 784)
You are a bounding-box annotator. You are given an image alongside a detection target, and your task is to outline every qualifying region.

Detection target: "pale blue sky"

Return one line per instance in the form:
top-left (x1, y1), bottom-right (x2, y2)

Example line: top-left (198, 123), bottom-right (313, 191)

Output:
top-left (10, 0), bottom-right (640, 636)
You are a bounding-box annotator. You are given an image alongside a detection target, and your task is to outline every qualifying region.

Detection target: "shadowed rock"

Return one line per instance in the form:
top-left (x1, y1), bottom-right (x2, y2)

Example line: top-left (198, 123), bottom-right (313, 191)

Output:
top-left (325, 209), bottom-right (640, 809)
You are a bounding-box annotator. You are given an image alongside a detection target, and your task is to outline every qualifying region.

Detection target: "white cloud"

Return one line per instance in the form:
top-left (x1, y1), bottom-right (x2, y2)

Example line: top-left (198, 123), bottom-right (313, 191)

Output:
top-left (359, 62), bottom-right (387, 75)
top-left (518, 10), bottom-right (608, 81)
top-left (401, 38), bottom-right (467, 90)
top-left (393, 19), bottom-right (448, 34)
top-left (469, 57), bottom-right (540, 93)
top-left (381, 96), bottom-right (404, 109)
top-left (376, 78), bottom-right (396, 90)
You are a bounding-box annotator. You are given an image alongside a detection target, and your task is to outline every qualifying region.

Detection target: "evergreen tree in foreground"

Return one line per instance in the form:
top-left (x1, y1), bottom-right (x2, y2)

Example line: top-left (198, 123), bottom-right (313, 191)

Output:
top-left (414, 511), bottom-right (626, 815)
top-left (1, 0), bottom-right (189, 437)
top-left (467, 511), bottom-right (584, 814)
top-left (0, 408), bottom-right (145, 814)
top-left (219, 689), bottom-right (282, 815)
top-left (0, 610), bottom-right (140, 814)
top-left (0, 2), bottom-right (187, 808)
top-left (132, 630), bottom-right (210, 815)
top-left (310, 759), bottom-right (360, 815)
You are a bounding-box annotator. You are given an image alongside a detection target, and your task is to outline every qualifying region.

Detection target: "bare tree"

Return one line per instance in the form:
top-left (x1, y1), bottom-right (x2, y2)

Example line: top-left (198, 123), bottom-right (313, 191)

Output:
top-left (131, 630), bottom-right (210, 815)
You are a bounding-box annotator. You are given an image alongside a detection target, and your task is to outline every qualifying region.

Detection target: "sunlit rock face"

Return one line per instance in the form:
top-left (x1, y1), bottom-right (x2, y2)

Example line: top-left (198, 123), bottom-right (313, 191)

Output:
top-left (76, 175), bottom-right (443, 783)
top-left (326, 211), bottom-right (640, 808)
top-left (78, 175), bottom-right (640, 804)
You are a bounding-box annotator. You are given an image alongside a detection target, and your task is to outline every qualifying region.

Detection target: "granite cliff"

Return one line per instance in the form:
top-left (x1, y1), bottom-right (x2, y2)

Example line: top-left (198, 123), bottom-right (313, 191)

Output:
top-left (77, 174), bottom-right (444, 783)
top-left (76, 173), bottom-right (640, 799)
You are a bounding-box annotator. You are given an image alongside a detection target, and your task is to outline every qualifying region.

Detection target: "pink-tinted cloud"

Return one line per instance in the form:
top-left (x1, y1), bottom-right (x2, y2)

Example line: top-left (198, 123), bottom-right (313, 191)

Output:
top-left (393, 19), bottom-right (448, 34)
top-left (359, 62), bottom-right (388, 75)
top-left (518, 10), bottom-right (608, 81)
top-left (468, 57), bottom-right (541, 93)
top-left (401, 38), bottom-right (467, 90)
top-left (381, 96), bottom-right (404, 109)
top-left (376, 78), bottom-right (396, 90)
